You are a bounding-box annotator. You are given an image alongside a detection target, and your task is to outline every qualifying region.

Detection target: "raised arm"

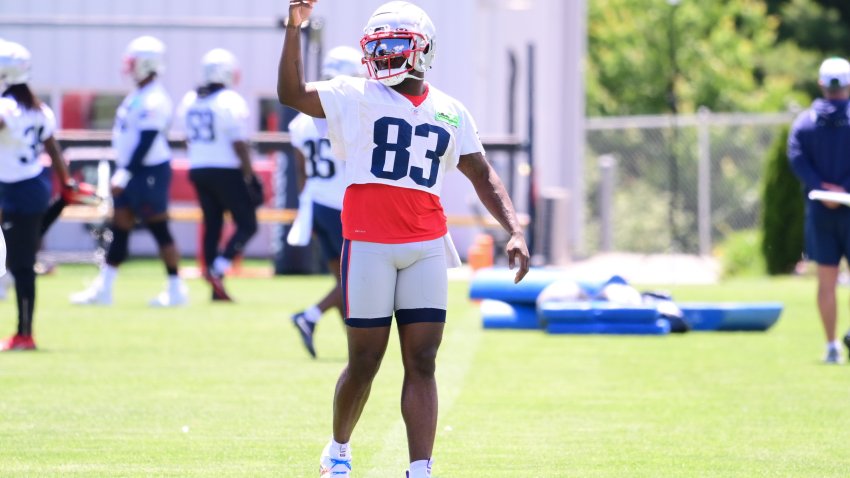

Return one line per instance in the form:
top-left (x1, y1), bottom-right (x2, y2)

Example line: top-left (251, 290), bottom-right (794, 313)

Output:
top-left (457, 152), bottom-right (530, 283)
top-left (277, 0), bottom-right (325, 118)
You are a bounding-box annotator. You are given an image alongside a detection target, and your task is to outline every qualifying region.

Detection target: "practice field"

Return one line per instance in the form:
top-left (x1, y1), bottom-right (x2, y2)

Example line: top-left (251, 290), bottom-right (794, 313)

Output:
top-left (2, 262), bottom-right (850, 477)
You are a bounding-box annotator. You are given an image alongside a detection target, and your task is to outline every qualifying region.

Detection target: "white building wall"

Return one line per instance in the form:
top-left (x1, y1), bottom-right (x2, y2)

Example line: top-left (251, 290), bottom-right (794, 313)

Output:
top-left (1, 0), bottom-right (585, 262)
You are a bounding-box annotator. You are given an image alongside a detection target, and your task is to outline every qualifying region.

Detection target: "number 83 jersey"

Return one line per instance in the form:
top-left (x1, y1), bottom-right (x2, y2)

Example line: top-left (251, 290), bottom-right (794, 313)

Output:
top-left (316, 76), bottom-right (484, 243)
top-left (0, 97), bottom-right (56, 183)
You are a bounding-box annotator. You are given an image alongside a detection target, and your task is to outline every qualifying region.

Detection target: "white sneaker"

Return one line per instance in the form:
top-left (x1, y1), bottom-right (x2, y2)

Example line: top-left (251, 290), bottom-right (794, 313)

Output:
top-left (70, 280), bottom-right (113, 306)
top-left (823, 346), bottom-right (843, 364)
top-left (320, 441), bottom-right (351, 478)
top-left (149, 283), bottom-right (189, 308)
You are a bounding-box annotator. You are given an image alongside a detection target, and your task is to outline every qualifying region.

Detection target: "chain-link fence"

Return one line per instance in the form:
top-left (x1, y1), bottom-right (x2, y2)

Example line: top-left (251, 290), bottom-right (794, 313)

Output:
top-left (583, 109), bottom-right (796, 256)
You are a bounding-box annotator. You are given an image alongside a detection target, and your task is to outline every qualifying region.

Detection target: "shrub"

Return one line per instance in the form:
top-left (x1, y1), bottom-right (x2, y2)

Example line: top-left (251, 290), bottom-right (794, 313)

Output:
top-left (716, 229), bottom-right (765, 277)
top-left (760, 125), bottom-right (804, 275)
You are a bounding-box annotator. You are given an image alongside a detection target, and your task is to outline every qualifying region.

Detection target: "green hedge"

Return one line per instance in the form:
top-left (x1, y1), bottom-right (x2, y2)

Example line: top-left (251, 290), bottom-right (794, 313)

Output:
top-left (760, 125), bottom-right (804, 275)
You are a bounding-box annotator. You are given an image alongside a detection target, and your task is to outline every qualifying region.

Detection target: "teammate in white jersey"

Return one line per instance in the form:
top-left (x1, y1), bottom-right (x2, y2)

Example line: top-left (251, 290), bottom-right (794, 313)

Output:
top-left (71, 36), bottom-right (188, 307)
top-left (279, 2), bottom-right (530, 477)
top-left (178, 48), bottom-right (261, 302)
top-left (0, 41), bottom-right (73, 351)
top-left (289, 46), bottom-right (364, 358)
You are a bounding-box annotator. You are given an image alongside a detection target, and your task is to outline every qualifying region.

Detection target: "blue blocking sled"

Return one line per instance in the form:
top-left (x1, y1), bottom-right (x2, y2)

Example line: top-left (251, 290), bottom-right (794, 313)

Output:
top-left (678, 303), bottom-right (783, 331)
top-left (480, 300), bottom-right (540, 330)
top-left (471, 268), bottom-right (783, 333)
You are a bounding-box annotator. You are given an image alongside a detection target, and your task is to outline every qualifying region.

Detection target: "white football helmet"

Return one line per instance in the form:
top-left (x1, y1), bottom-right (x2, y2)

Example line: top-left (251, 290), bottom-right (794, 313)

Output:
top-left (0, 41), bottom-right (32, 86)
top-left (321, 46), bottom-right (365, 80)
top-left (201, 48), bottom-right (239, 87)
top-left (360, 1), bottom-right (436, 86)
top-left (123, 36), bottom-right (165, 82)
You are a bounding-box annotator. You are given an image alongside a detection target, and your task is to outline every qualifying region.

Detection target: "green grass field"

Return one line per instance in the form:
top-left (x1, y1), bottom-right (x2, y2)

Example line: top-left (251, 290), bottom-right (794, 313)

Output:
top-left (1, 261), bottom-right (850, 477)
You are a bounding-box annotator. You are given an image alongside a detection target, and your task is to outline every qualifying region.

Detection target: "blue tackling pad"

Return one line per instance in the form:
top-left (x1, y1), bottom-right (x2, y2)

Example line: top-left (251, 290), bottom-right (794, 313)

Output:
top-left (678, 303), bottom-right (783, 331)
top-left (480, 300), bottom-right (541, 330)
top-left (470, 268), bottom-right (567, 304)
top-left (546, 320), bottom-right (671, 335)
top-left (538, 301), bottom-right (660, 324)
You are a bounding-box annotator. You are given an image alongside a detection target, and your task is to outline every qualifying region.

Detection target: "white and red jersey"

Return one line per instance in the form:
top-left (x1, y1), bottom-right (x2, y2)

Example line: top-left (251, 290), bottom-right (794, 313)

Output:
top-left (0, 97), bottom-right (56, 183)
top-left (177, 88), bottom-right (250, 170)
top-left (288, 113), bottom-right (346, 211)
top-left (314, 76), bottom-right (484, 243)
top-left (112, 80), bottom-right (173, 169)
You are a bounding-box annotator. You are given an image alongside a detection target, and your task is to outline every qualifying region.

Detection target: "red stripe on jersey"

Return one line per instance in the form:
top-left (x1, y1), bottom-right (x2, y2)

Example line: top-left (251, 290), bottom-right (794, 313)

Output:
top-left (342, 183), bottom-right (447, 244)
top-left (399, 84), bottom-right (430, 107)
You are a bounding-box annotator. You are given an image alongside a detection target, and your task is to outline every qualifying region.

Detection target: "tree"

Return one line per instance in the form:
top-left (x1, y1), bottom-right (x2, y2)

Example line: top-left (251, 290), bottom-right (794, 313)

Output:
top-left (587, 0), bottom-right (812, 116)
top-left (760, 125), bottom-right (804, 274)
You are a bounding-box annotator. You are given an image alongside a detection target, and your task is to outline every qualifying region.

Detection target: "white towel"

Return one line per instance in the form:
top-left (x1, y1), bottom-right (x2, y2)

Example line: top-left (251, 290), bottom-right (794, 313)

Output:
top-left (287, 189), bottom-right (314, 246)
top-left (443, 232), bottom-right (462, 269)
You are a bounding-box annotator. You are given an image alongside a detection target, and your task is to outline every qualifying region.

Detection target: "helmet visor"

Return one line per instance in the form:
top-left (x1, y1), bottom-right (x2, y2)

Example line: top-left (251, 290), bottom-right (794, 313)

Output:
top-left (363, 37), bottom-right (412, 71)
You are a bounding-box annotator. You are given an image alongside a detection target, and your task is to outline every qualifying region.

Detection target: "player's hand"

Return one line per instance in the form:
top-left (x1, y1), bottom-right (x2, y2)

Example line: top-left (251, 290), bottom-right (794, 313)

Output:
top-left (111, 185), bottom-right (124, 198)
top-left (506, 232), bottom-right (530, 283)
top-left (821, 182), bottom-right (845, 209)
top-left (288, 0), bottom-right (317, 27)
top-left (60, 178), bottom-right (78, 203)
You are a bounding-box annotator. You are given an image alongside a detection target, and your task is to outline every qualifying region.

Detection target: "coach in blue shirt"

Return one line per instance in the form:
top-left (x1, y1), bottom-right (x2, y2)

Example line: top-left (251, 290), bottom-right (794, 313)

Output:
top-left (788, 57), bottom-right (850, 364)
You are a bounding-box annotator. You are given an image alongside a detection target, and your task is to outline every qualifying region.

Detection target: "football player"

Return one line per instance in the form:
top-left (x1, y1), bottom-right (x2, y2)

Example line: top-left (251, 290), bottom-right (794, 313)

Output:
top-left (0, 41), bottom-right (74, 350)
top-left (71, 36), bottom-right (188, 307)
top-left (278, 2), bottom-right (530, 477)
top-left (178, 48), bottom-right (259, 302)
top-left (288, 45), bottom-right (364, 358)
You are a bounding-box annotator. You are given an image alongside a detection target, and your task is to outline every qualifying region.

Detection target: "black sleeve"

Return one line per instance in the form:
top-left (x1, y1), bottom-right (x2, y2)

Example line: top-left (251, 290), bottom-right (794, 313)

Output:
top-left (126, 130), bottom-right (159, 174)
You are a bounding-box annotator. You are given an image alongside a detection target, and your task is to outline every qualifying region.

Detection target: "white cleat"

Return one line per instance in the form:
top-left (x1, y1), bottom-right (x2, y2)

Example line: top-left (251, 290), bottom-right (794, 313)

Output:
top-left (319, 441), bottom-right (352, 478)
top-left (148, 283), bottom-right (189, 308)
top-left (70, 281), bottom-right (113, 306)
top-left (823, 346), bottom-right (844, 365)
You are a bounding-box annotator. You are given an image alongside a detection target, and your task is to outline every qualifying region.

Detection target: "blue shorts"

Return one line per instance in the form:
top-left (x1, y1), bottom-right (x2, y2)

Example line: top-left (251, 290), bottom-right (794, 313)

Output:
top-left (0, 168), bottom-right (51, 215)
top-left (113, 162), bottom-right (172, 219)
top-left (805, 202), bottom-right (850, 266)
top-left (312, 202), bottom-right (343, 261)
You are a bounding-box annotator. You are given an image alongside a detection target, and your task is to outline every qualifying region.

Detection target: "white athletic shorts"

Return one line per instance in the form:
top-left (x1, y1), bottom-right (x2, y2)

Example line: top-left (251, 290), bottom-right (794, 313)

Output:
top-left (341, 237), bottom-right (448, 327)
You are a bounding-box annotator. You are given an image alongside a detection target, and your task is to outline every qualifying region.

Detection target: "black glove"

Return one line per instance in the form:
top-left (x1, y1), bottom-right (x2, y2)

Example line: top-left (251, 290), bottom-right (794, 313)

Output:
top-left (247, 174), bottom-right (265, 208)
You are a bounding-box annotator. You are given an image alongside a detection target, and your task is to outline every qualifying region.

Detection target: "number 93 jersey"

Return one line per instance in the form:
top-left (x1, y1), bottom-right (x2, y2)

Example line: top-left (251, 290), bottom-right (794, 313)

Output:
top-left (316, 77), bottom-right (483, 194)
top-left (177, 88), bottom-right (250, 170)
top-left (288, 113), bottom-right (345, 211)
top-left (0, 97), bottom-right (56, 183)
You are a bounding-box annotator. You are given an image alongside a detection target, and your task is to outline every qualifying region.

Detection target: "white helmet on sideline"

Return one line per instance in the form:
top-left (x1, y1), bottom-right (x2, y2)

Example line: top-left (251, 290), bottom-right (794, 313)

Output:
top-left (123, 36), bottom-right (165, 82)
top-left (0, 41), bottom-right (32, 86)
top-left (321, 46), bottom-right (365, 80)
top-left (201, 48), bottom-right (239, 87)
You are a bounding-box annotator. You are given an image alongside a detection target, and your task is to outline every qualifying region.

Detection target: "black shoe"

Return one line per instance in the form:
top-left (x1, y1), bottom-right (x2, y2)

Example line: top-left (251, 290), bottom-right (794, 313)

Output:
top-left (206, 271), bottom-right (233, 302)
top-left (291, 312), bottom-right (316, 358)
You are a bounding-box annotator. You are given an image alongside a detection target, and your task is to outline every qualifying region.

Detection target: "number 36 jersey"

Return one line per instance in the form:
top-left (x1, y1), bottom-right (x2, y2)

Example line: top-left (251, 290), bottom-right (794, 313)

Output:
top-left (177, 88), bottom-right (250, 170)
top-left (0, 97), bottom-right (56, 183)
top-left (289, 113), bottom-right (346, 211)
top-left (315, 76), bottom-right (484, 243)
